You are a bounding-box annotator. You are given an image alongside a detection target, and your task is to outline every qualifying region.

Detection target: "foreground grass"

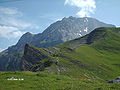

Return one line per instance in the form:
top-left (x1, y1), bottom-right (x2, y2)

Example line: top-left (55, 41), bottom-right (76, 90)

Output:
top-left (0, 71), bottom-right (120, 90)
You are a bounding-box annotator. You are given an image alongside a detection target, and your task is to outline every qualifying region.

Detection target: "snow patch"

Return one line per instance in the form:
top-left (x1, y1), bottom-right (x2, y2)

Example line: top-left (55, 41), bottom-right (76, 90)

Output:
top-left (85, 18), bottom-right (88, 22)
top-left (84, 18), bottom-right (88, 22)
top-left (79, 33), bottom-right (82, 36)
top-left (84, 20), bottom-right (86, 22)
top-left (84, 27), bottom-right (88, 32)
top-left (76, 33), bottom-right (82, 36)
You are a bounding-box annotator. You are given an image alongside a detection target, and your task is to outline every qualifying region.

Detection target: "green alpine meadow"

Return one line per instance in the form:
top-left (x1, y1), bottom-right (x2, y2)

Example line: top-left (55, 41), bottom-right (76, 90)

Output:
top-left (1, 27), bottom-right (120, 90)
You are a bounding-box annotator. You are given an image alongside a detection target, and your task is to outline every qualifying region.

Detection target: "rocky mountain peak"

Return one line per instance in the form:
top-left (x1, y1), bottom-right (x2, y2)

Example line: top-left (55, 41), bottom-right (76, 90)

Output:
top-left (0, 16), bottom-right (116, 71)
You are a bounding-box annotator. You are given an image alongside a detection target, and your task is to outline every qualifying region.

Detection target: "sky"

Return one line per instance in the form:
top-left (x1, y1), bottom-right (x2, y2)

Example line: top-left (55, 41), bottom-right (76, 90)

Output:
top-left (0, 0), bottom-right (120, 51)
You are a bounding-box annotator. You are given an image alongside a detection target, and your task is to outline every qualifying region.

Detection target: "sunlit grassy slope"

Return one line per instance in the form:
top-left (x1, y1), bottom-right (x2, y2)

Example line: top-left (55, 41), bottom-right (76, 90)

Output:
top-left (1, 27), bottom-right (120, 90)
top-left (41, 27), bottom-right (120, 80)
top-left (0, 71), bottom-right (120, 90)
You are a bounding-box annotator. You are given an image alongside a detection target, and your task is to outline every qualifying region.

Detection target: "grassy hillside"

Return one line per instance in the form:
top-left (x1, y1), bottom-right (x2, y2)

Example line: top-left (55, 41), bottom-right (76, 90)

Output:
top-left (1, 27), bottom-right (120, 89)
top-left (0, 71), bottom-right (120, 90)
top-left (40, 27), bottom-right (120, 80)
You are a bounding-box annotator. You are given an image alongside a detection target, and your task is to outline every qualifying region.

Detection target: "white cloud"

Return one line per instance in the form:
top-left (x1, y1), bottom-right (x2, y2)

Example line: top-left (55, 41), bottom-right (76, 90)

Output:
top-left (65, 0), bottom-right (96, 17)
top-left (0, 26), bottom-right (23, 39)
top-left (0, 7), bottom-right (22, 16)
top-left (0, 6), bottom-right (39, 39)
top-left (0, 7), bottom-right (33, 29)
top-left (39, 14), bottom-right (64, 22)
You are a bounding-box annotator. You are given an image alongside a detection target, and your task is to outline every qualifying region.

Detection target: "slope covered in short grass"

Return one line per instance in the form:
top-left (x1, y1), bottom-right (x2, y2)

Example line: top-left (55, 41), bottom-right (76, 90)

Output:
top-left (1, 27), bottom-right (120, 90)
top-left (23, 27), bottom-right (120, 80)
top-left (0, 71), bottom-right (120, 90)
top-left (39, 27), bottom-right (120, 81)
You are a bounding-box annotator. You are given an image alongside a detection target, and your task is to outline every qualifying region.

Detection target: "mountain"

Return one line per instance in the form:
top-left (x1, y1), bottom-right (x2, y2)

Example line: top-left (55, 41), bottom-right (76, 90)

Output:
top-left (10, 16), bottom-right (116, 50)
top-left (22, 27), bottom-right (120, 80)
top-left (0, 17), bottom-right (115, 71)
top-left (0, 27), bottom-right (120, 90)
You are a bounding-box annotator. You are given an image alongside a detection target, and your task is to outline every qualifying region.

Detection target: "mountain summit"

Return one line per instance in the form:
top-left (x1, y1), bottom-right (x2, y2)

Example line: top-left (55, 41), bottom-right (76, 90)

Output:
top-left (0, 16), bottom-right (115, 71)
top-left (13, 16), bottom-right (115, 50)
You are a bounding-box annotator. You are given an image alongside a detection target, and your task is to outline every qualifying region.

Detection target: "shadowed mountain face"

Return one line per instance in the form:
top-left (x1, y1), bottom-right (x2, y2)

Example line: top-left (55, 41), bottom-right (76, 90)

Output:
top-left (0, 17), bottom-right (115, 71)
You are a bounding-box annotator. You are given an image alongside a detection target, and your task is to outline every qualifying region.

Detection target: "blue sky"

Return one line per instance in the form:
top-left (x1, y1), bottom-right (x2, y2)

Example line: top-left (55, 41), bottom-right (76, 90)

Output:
top-left (0, 0), bottom-right (120, 51)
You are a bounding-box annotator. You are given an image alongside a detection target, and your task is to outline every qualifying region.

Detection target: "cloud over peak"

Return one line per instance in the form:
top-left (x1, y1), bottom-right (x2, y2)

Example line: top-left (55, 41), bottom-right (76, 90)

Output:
top-left (0, 6), bottom-right (39, 39)
top-left (0, 7), bottom-right (22, 15)
top-left (65, 0), bottom-right (96, 17)
top-left (0, 26), bottom-right (23, 39)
